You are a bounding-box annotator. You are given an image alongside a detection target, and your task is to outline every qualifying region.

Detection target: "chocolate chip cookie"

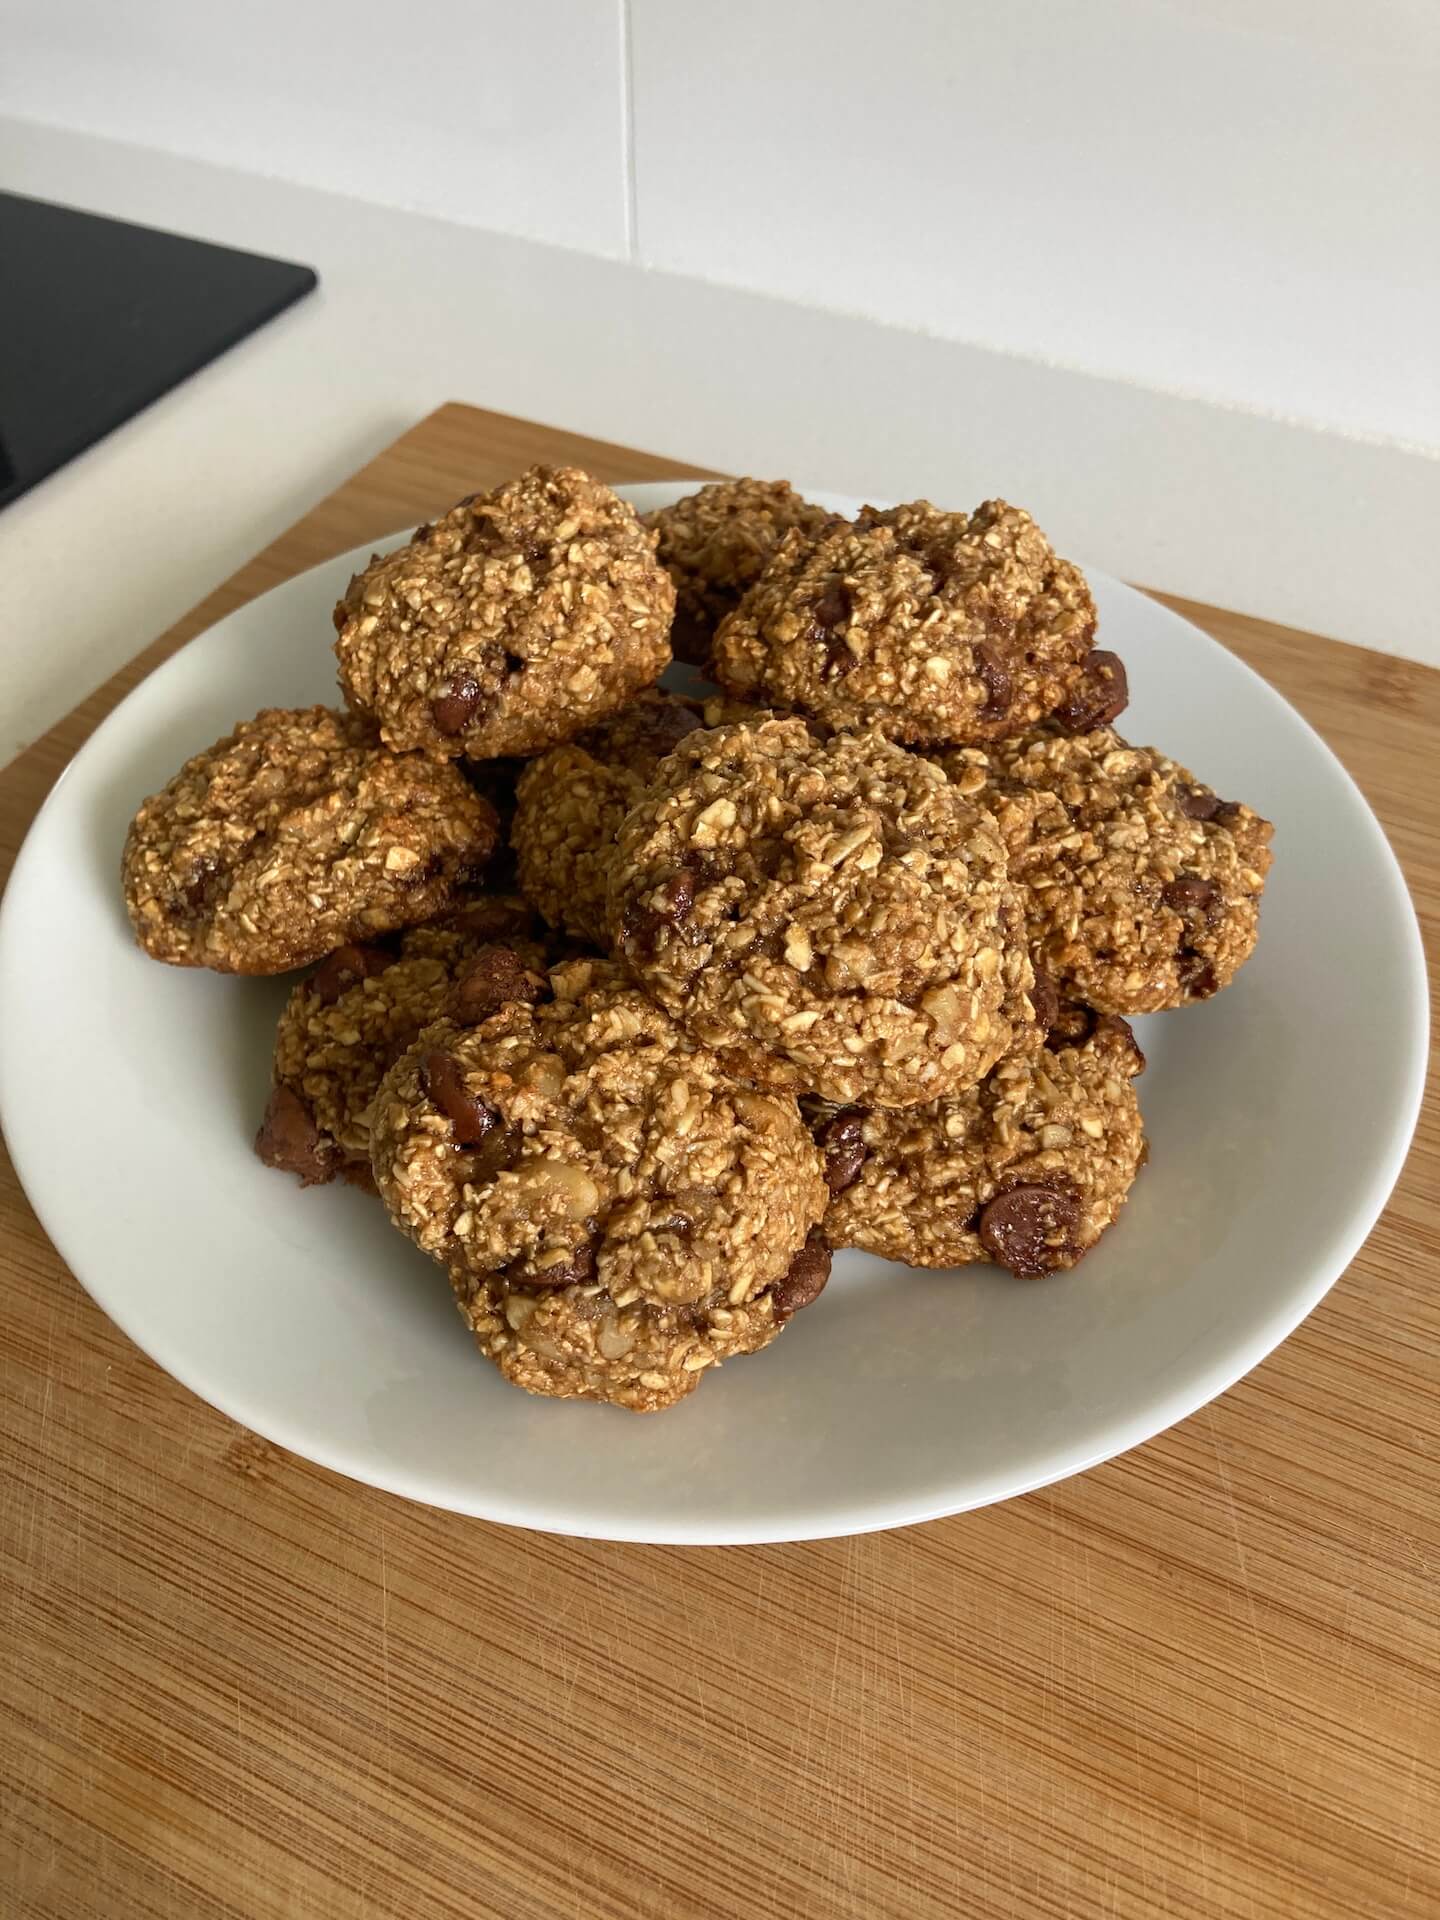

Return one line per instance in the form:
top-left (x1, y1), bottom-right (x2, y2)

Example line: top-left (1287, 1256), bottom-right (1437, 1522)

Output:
top-left (943, 726), bottom-right (1274, 1011)
top-left (645, 478), bottom-right (831, 667)
top-left (606, 718), bottom-right (1038, 1107)
top-left (122, 706), bottom-right (499, 974)
top-left (334, 465), bottom-right (675, 759)
top-left (256, 896), bottom-right (547, 1189)
top-left (370, 958), bottom-right (831, 1412)
top-left (820, 1008), bottom-right (1146, 1274)
top-left (710, 498), bottom-right (1096, 746)
top-left (511, 690), bottom-right (706, 945)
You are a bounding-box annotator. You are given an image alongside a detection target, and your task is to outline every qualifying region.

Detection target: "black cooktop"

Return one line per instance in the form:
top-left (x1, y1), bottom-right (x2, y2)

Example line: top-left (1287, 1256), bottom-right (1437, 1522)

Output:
top-left (0, 192), bottom-right (317, 510)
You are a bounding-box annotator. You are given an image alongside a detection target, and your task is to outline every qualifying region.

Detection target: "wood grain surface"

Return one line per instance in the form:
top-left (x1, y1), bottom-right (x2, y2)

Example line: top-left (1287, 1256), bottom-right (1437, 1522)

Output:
top-left (2, 405), bottom-right (1436, 1920)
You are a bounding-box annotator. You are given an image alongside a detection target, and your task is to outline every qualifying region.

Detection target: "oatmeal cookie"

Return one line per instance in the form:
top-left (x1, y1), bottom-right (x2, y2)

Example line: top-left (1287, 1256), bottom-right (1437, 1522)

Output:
top-left (606, 719), bottom-right (1037, 1107)
top-left (256, 896), bottom-right (547, 1188)
top-left (820, 1008), bottom-right (1146, 1274)
top-left (710, 497), bottom-right (1095, 745)
top-left (334, 466), bottom-right (675, 759)
top-left (122, 706), bottom-right (499, 974)
top-left (645, 478), bottom-right (831, 666)
top-left (370, 958), bottom-right (831, 1412)
top-left (512, 690), bottom-right (705, 945)
top-left (943, 727), bottom-right (1274, 1011)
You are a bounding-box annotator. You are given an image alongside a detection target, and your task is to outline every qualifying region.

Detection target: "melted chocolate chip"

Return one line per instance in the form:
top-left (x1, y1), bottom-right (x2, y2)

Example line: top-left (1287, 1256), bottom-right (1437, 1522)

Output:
top-left (422, 1051), bottom-right (499, 1146)
top-left (1177, 949), bottom-right (1218, 998)
top-left (812, 578), bottom-right (851, 630)
top-left (432, 672), bottom-right (483, 737)
top-left (770, 1231), bottom-right (832, 1319)
top-left (452, 945), bottom-right (544, 1026)
top-left (1176, 784), bottom-right (1220, 821)
top-left (516, 1240), bottom-right (598, 1289)
top-left (1053, 650), bottom-right (1129, 733)
top-left (310, 943), bottom-right (390, 1006)
top-left (978, 1183), bottom-right (1082, 1278)
top-left (1029, 969), bottom-right (1060, 1034)
top-left (177, 857), bottom-right (221, 916)
top-left (1163, 872), bottom-right (1224, 929)
top-left (623, 863), bottom-right (700, 955)
top-left (975, 643), bottom-right (1012, 720)
top-left (811, 577), bottom-right (855, 680)
top-left (816, 1108), bottom-right (869, 1197)
top-left (254, 1085), bottom-right (333, 1187)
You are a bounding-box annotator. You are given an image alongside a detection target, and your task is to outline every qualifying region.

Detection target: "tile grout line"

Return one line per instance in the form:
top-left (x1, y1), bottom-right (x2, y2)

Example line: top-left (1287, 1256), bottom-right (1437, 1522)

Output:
top-left (619, 0), bottom-right (640, 264)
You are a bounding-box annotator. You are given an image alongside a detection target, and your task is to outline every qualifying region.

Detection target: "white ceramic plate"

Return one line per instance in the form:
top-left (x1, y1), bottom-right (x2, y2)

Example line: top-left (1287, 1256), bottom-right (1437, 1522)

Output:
top-left (0, 484), bottom-right (1426, 1544)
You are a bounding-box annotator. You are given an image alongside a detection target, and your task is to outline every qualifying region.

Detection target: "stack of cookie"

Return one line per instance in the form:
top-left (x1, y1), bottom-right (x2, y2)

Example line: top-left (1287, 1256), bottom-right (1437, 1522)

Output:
top-left (121, 466), bottom-right (1273, 1414)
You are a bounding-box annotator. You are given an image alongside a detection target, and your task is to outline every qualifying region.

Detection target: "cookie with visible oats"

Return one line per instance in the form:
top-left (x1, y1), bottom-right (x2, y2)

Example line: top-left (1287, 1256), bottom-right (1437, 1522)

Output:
top-left (819, 1008), bottom-right (1146, 1274)
top-left (710, 498), bottom-right (1095, 746)
top-left (645, 478), bottom-right (831, 667)
top-left (255, 896), bottom-right (547, 1190)
top-left (606, 718), bottom-right (1038, 1108)
top-left (333, 466), bottom-right (675, 759)
top-left (511, 690), bottom-right (706, 945)
top-left (941, 726), bottom-right (1274, 1012)
top-left (369, 958), bottom-right (831, 1412)
top-left (121, 706), bottom-right (499, 975)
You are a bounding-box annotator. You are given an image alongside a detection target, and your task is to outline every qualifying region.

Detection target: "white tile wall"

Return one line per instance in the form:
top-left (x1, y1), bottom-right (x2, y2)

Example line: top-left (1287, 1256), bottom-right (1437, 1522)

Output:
top-left (0, 0), bottom-right (629, 256)
top-left (629, 0), bottom-right (1440, 451)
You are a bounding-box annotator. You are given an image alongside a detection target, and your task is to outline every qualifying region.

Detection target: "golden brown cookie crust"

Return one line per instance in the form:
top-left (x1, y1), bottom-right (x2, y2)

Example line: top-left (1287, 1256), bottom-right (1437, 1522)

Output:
top-left (121, 706), bottom-right (499, 974)
top-left (511, 690), bottom-right (705, 945)
top-left (606, 718), bottom-right (1037, 1107)
top-left (258, 898), bottom-right (547, 1185)
top-left (710, 498), bottom-right (1095, 746)
top-left (333, 466), bottom-right (675, 759)
top-left (942, 727), bottom-right (1274, 1012)
top-left (646, 478), bottom-right (831, 666)
top-left (821, 1013), bottom-right (1147, 1273)
top-left (370, 958), bottom-right (830, 1411)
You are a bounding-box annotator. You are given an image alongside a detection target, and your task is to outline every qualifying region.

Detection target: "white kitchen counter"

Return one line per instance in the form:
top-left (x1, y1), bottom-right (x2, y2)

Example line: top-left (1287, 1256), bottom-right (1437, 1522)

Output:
top-left (2, 115), bottom-right (1437, 765)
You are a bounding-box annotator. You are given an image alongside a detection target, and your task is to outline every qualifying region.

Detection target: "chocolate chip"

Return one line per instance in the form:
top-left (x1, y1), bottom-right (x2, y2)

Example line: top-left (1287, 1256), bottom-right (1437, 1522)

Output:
top-left (1053, 650), bottom-right (1129, 733)
top-left (432, 672), bottom-right (483, 737)
top-left (516, 1240), bottom-right (597, 1289)
top-left (254, 1085), bottom-right (333, 1187)
top-left (1177, 949), bottom-right (1218, 998)
top-left (651, 1203), bottom-right (695, 1244)
top-left (421, 1051), bottom-right (499, 1146)
top-left (178, 856), bottom-right (221, 915)
top-left (310, 943), bottom-right (390, 1006)
top-left (1176, 784), bottom-right (1217, 820)
top-left (808, 580), bottom-right (847, 631)
top-left (452, 944), bottom-right (544, 1026)
top-left (811, 578), bottom-right (854, 683)
top-left (976, 643), bottom-right (1012, 720)
top-left (624, 863), bottom-right (700, 955)
top-left (1029, 969), bottom-right (1060, 1033)
top-left (978, 1184), bottom-right (1082, 1278)
top-left (770, 1231), bottom-right (832, 1319)
top-left (1163, 872), bottom-right (1220, 918)
top-left (816, 1108), bottom-right (869, 1196)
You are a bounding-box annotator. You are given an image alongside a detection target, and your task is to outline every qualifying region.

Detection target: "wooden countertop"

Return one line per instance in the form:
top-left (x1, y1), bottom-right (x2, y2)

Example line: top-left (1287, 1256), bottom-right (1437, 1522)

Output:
top-left (2, 405), bottom-right (1436, 1920)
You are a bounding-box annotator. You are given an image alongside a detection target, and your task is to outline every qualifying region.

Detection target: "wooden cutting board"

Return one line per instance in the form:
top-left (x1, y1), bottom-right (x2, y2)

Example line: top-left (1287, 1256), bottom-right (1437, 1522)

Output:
top-left (2, 404), bottom-right (1436, 1920)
